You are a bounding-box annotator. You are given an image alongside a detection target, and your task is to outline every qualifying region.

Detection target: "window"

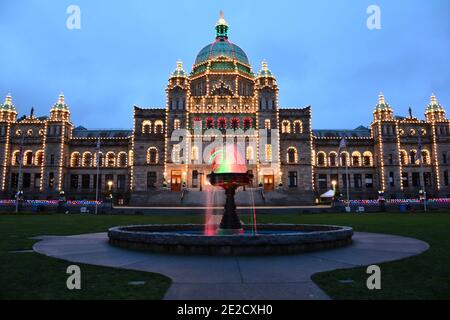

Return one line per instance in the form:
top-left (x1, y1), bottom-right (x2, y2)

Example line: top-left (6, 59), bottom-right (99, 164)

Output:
top-left (147, 147), bottom-right (158, 164)
top-left (287, 147), bottom-right (297, 164)
top-left (83, 152), bottom-right (93, 167)
top-left (342, 174), bottom-right (350, 189)
top-left (142, 120), bottom-right (151, 134)
top-left (293, 120), bottom-right (302, 134)
top-left (154, 120), bottom-right (163, 134)
top-left (191, 146), bottom-right (199, 162)
top-left (288, 171), bottom-right (298, 188)
top-left (402, 173), bottom-right (409, 188)
top-left (174, 119), bottom-right (180, 130)
top-left (71, 152), bottom-right (81, 167)
top-left (35, 151), bottom-right (44, 166)
top-left (264, 119), bottom-right (271, 130)
top-left (172, 145), bottom-right (181, 163)
top-left (93, 175), bottom-right (102, 190)
top-left (443, 153), bottom-right (447, 164)
top-left (70, 175), bottom-right (79, 190)
top-left (82, 175), bottom-right (90, 189)
top-left (34, 173), bottom-right (41, 188)
top-left (412, 172), bottom-right (420, 187)
top-left (50, 154), bottom-right (55, 166)
top-left (318, 174), bottom-right (327, 190)
top-left (281, 120), bottom-right (291, 133)
top-left (24, 151), bottom-right (33, 165)
top-left (410, 151), bottom-right (417, 165)
top-left (117, 175), bottom-right (126, 190)
top-left (106, 152), bottom-right (115, 167)
top-left (329, 153), bottom-right (337, 166)
top-left (400, 150), bottom-right (407, 165)
top-left (118, 152), bottom-right (127, 167)
top-left (389, 172), bottom-right (395, 187)
top-left (317, 152), bottom-right (326, 166)
top-left (352, 152), bottom-right (361, 166)
top-left (444, 171), bottom-right (449, 186)
top-left (388, 154), bottom-right (393, 165)
top-left (365, 174), bottom-right (374, 188)
top-left (354, 174), bottom-right (362, 189)
top-left (23, 173), bottom-right (31, 189)
top-left (147, 172), bottom-right (157, 189)
top-left (363, 152), bottom-right (372, 166)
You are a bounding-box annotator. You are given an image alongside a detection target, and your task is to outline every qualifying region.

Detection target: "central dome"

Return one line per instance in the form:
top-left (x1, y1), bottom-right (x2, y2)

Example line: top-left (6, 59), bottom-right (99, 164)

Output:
top-left (195, 40), bottom-right (250, 66)
top-left (193, 12), bottom-right (250, 68)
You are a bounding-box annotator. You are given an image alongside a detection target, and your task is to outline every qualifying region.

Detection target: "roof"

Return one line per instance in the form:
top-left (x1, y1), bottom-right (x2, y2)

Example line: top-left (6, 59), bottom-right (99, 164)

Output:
top-left (72, 126), bottom-right (132, 138)
top-left (313, 126), bottom-right (371, 138)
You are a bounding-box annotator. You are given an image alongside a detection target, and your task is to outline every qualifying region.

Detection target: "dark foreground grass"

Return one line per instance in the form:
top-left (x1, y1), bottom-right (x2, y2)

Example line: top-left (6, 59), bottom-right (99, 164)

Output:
top-left (0, 213), bottom-right (201, 300)
top-left (248, 213), bottom-right (450, 300)
top-left (1, 212), bottom-right (449, 300)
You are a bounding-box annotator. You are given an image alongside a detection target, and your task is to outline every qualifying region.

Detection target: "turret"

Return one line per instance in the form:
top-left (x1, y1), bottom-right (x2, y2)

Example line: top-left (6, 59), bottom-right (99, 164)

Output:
top-left (373, 93), bottom-right (394, 121)
top-left (0, 94), bottom-right (17, 122)
top-left (49, 93), bottom-right (70, 121)
top-left (425, 94), bottom-right (446, 122)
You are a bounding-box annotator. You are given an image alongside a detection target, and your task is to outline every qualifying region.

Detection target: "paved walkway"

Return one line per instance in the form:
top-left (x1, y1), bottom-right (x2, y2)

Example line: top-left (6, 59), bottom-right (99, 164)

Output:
top-left (33, 232), bottom-right (429, 300)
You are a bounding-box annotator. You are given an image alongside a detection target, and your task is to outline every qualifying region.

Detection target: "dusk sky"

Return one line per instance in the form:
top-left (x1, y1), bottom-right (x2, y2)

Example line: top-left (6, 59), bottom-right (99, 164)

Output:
top-left (1, 0), bottom-right (449, 129)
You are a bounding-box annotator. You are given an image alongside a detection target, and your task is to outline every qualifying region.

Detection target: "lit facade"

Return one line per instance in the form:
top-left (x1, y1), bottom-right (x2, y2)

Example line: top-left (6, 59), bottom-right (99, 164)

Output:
top-left (1, 14), bottom-right (449, 205)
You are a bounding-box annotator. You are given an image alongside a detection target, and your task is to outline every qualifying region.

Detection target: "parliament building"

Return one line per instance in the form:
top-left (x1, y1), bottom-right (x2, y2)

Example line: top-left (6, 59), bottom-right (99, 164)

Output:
top-left (1, 14), bottom-right (449, 205)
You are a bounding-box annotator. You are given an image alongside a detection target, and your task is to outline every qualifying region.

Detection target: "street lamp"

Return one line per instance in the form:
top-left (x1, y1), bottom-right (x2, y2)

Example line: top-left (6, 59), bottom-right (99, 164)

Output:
top-left (107, 180), bottom-right (113, 210)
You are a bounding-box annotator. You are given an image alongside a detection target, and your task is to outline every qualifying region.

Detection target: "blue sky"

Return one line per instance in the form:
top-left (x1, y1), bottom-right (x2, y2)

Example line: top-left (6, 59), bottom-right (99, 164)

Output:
top-left (0, 0), bottom-right (449, 129)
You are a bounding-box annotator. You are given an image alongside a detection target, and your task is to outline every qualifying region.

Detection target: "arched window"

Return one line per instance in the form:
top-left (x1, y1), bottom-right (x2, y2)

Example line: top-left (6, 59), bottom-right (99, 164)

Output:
top-left (317, 152), bottom-right (327, 166)
top-left (147, 147), bottom-right (158, 164)
top-left (340, 152), bottom-right (350, 166)
top-left (287, 147), bottom-right (298, 164)
top-left (105, 152), bottom-right (116, 167)
top-left (23, 150), bottom-right (33, 166)
top-left (154, 120), bottom-right (164, 134)
top-left (281, 120), bottom-right (291, 133)
top-left (421, 150), bottom-right (431, 165)
top-left (329, 152), bottom-right (338, 166)
top-left (35, 150), bottom-right (44, 166)
top-left (363, 151), bottom-right (373, 166)
top-left (399, 150), bottom-right (408, 165)
top-left (82, 152), bottom-right (93, 167)
top-left (172, 145), bottom-right (181, 163)
top-left (231, 117), bottom-right (240, 129)
top-left (117, 152), bottom-right (127, 167)
top-left (352, 151), bottom-right (361, 166)
top-left (265, 144), bottom-right (272, 162)
top-left (193, 117), bottom-right (202, 129)
top-left (264, 119), bottom-right (271, 130)
top-left (70, 152), bottom-right (81, 167)
top-left (142, 120), bottom-right (151, 134)
top-left (206, 117), bottom-right (214, 129)
top-left (12, 150), bottom-right (20, 165)
top-left (293, 120), bottom-right (303, 134)
top-left (410, 150), bottom-right (418, 165)
top-left (218, 117), bottom-right (227, 129)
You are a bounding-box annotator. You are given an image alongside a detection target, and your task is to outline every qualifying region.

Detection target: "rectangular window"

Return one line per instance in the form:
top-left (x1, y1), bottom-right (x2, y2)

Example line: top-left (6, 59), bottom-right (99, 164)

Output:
top-left (117, 175), bottom-right (126, 190)
top-left (444, 171), bottom-right (449, 186)
top-left (82, 175), bottom-right (90, 189)
top-left (388, 154), bottom-right (393, 165)
top-left (389, 172), bottom-right (395, 187)
top-left (50, 154), bottom-right (55, 166)
top-left (70, 174), bottom-right (79, 190)
top-left (22, 173), bottom-right (31, 189)
top-left (288, 171), bottom-right (298, 188)
top-left (93, 174), bottom-right (102, 190)
top-left (354, 174), bottom-right (362, 189)
top-left (365, 174), bottom-right (374, 188)
top-left (34, 173), bottom-right (41, 188)
top-left (402, 172), bottom-right (409, 188)
top-left (48, 172), bottom-right (54, 189)
top-left (147, 172), bottom-right (157, 189)
top-left (105, 174), bottom-right (114, 189)
top-left (443, 153), bottom-right (447, 164)
top-left (412, 172), bottom-right (420, 187)
top-left (318, 174), bottom-right (327, 190)
top-left (342, 174), bottom-right (350, 189)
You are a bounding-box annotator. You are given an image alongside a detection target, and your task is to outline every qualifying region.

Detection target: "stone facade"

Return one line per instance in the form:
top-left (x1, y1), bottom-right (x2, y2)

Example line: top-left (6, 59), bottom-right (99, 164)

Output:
top-left (1, 14), bottom-right (449, 205)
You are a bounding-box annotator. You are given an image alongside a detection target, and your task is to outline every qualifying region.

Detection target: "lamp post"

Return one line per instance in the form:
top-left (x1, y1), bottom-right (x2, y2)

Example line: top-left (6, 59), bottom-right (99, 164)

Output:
top-left (107, 180), bottom-right (113, 210)
top-left (331, 180), bottom-right (337, 207)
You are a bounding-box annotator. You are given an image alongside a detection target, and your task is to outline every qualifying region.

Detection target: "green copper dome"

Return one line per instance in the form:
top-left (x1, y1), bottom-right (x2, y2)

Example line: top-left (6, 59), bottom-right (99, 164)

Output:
top-left (195, 41), bottom-right (250, 66)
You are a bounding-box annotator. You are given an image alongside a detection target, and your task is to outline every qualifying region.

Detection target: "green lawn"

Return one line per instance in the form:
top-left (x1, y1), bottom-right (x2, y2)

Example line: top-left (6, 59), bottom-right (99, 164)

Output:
top-left (1, 212), bottom-right (449, 300)
top-left (0, 213), bottom-right (201, 300)
top-left (248, 213), bottom-right (450, 300)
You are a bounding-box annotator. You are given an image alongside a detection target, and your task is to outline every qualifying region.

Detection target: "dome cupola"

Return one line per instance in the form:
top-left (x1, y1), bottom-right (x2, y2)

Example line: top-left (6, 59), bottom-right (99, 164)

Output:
top-left (425, 93), bottom-right (446, 122)
top-left (373, 93), bottom-right (394, 121)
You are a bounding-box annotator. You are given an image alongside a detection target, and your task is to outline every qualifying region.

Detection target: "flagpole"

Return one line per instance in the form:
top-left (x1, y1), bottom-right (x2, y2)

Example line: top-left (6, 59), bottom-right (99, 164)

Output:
top-left (346, 157), bottom-right (350, 209)
top-left (339, 137), bottom-right (350, 212)
top-left (95, 137), bottom-right (100, 215)
top-left (418, 135), bottom-right (427, 212)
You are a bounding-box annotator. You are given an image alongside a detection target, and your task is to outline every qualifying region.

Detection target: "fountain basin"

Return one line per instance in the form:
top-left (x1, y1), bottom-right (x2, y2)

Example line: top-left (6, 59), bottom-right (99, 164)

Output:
top-left (108, 224), bottom-right (353, 255)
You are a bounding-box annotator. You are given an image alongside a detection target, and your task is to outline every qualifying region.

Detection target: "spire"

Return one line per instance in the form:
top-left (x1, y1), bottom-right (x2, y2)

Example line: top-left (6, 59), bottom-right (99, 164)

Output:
top-left (0, 93), bottom-right (15, 110)
top-left (426, 93), bottom-right (445, 112)
top-left (171, 60), bottom-right (187, 78)
top-left (257, 60), bottom-right (274, 77)
top-left (215, 11), bottom-right (228, 40)
top-left (378, 92), bottom-right (385, 105)
top-left (53, 92), bottom-right (69, 110)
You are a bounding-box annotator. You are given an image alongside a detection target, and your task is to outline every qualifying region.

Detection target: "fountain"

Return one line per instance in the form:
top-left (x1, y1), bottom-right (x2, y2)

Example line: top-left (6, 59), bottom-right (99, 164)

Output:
top-left (108, 144), bottom-right (354, 255)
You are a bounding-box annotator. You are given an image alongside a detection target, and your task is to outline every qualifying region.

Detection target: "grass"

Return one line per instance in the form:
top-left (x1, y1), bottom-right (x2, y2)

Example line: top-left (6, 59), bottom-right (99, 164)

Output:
top-left (1, 212), bottom-right (449, 300)
top-left (246, 212), bottom-right (450, 300)
top-left (0, 213), bottom-right (201, 300)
